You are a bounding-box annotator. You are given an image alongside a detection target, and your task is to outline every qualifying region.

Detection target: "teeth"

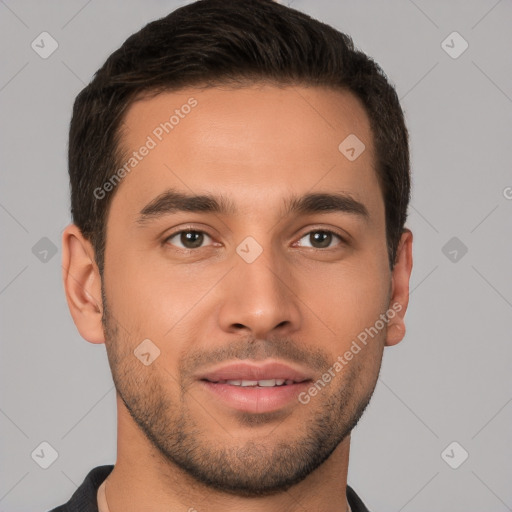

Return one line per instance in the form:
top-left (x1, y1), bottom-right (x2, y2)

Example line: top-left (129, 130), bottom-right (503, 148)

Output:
top-left (241, 380), bottom-right (258, 386)
top-left (258, 379), bottom-right (277, 387)
top-left (224, 379), bottom-right (289, 387)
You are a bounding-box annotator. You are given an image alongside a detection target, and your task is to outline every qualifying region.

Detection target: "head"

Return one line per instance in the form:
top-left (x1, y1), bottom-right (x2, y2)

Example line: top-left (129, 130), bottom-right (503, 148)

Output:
top-left (63, 0), bottom-right (413, 498)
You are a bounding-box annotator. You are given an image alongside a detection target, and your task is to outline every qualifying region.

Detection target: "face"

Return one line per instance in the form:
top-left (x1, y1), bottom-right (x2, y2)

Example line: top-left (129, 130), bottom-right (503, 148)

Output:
top-left (97, 84), bottom-right (405, 496)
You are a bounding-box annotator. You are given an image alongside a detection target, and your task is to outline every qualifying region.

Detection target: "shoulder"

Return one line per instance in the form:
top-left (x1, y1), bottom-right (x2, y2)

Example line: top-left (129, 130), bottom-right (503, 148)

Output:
top-left (347, 484), bottom-right (372, 512)
top-left (46, 465), bottom-right (114, 512)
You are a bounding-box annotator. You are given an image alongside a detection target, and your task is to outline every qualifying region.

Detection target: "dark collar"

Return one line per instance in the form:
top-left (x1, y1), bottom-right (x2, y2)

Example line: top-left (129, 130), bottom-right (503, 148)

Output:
top-left (49, 465), bottom-right (371, 512)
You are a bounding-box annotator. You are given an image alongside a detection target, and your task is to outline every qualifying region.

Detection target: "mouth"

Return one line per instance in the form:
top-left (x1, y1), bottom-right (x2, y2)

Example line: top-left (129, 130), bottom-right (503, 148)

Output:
top-left (197, 360), bottom-right (312, 383)
top-left (196, 361), bottom-right (313, 414)
top-left (201, 378), bottom-right (308, 387)
top-left (199, 380), bottom-right (312, 414)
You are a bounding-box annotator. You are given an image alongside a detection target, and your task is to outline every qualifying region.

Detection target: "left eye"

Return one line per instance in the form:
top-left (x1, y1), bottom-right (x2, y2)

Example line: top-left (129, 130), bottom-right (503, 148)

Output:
top-left (295, 230), bottom-right (344, 249)
top-left (164, 229), bottom-right (344, 251)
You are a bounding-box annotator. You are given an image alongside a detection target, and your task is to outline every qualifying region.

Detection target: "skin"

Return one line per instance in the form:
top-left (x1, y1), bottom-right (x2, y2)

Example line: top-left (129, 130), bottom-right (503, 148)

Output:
top-left (62, 84), bottom-right (413, 512)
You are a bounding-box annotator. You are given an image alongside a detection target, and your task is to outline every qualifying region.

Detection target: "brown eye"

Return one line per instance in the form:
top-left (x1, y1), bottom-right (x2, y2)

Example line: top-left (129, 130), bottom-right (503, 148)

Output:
top-left (165, 230), bottom-right (212, 250)
top-left (296, 230), bottom-right (344, 249)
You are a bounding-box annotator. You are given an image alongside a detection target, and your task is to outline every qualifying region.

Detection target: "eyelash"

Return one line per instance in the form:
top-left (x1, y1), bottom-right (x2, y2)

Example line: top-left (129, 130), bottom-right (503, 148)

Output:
top-left (163, 226), bottom-right (347, 251)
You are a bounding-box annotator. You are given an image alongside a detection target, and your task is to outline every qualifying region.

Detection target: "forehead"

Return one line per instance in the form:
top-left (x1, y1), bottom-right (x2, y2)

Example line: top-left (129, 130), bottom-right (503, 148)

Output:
top-left (109, 84), bottom-right (381, 223)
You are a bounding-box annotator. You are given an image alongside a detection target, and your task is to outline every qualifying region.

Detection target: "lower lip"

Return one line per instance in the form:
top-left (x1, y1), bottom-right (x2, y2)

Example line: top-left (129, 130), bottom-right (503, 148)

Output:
top-left (199, 380), bottom-right (311, 414)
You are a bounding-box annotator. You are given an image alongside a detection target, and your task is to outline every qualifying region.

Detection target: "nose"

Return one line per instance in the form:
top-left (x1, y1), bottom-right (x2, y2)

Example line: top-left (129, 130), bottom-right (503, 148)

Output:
top-left (217, 248), bottom-right (302, 340)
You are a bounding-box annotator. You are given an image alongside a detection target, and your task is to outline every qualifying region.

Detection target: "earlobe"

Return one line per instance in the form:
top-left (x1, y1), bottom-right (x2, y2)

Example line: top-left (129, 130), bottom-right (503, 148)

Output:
top-left (385, 229), bottom-right (413, 347)
top-left (386, 322), bottom-right (406, 347)
top-left (61, 224), bottom-right (106, 344)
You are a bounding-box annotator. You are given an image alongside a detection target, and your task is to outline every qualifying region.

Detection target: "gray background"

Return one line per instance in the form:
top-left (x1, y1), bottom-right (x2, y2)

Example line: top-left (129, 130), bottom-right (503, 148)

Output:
top-left (1, 1), bottom-right (511, 511)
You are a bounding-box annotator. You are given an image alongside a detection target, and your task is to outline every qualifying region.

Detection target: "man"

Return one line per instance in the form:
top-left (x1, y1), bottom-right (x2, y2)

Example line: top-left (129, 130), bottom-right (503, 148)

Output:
top-left (54, 0), bottom-right (413, 510)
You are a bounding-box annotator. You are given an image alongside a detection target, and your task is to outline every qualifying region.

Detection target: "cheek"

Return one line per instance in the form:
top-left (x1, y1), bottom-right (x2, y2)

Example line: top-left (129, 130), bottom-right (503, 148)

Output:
top-left (108, 251), bottom-right (217, 342)
top-left (307, 260), bottom-right (389, 340)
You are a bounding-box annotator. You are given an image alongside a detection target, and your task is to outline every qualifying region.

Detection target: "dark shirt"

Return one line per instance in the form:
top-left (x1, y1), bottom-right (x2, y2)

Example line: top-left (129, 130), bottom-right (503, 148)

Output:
top-left (48, 465), bottom-right (371, 512)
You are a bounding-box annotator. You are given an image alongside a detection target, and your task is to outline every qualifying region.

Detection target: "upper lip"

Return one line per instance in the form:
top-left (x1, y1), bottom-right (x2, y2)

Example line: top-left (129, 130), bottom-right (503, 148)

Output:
top-left (197, 361), bottom-right (313, 383)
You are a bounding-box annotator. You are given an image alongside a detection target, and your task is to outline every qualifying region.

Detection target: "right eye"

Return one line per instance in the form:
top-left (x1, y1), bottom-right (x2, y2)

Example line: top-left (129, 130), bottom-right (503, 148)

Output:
top-left (164, 229), bottom-right (215, 250)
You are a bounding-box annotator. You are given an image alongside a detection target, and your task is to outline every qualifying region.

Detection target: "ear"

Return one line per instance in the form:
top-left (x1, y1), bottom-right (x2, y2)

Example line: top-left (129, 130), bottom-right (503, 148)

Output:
top-left (61, 224), bottom-right (105, 344)
top-left (385, 228), bottom-right (413, 347)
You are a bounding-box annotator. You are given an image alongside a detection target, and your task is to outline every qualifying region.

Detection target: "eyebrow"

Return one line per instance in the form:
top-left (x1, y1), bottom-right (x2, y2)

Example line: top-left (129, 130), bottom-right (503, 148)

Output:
top-left (136, 188), bottom-right (370, 225)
